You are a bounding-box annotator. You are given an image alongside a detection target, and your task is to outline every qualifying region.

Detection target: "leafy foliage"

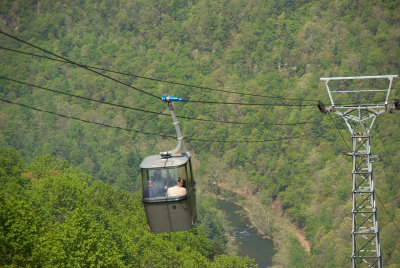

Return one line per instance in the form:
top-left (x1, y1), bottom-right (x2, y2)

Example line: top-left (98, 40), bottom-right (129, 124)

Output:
top-left (0, 0), bottom-right (399, 266)
top-left (0, 149), bottom-right (254, 267)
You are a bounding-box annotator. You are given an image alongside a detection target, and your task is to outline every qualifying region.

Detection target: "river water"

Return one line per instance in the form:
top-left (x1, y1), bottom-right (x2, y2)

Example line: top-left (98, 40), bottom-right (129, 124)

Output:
top-left (217, 199), bottom-right (275, 267)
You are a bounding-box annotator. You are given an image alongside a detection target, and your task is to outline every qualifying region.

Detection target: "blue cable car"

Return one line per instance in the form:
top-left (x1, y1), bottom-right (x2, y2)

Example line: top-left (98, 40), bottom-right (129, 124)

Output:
top-left (140, 96), bottom-right (196, 233)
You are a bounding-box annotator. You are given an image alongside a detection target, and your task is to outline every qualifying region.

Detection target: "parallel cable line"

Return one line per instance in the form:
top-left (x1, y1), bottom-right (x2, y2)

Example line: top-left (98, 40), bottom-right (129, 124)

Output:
top-left (184, 99), bottom-right (314, 107)
top-left (0, 30), bottom-right (160, 100)
top-left (376, 190), bottom-right (400, 233)
top-left (0, 76), bottom-right (320, 126)
top-left (1, 76), bottom-right (166, 116)
top-left (185, 136), bottom-right (301, 143)
top-left (327, 113), bottom-right (350, 149)
top-left (0, 45), bottom-right (318, 102)
top-left (0, 98), bottom-right (175, 138)
top-left (374, 124), bottom-right (400, 186)
top-left (0, 98), bottom-right (302, 143)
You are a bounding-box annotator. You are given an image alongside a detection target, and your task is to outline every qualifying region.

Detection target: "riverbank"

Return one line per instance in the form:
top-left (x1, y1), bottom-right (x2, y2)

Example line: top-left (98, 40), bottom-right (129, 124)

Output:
top-left (217, 199), bottom-right (275, 267)
top-left (212, 181), bottom-right (310, 253)
top-left (215, 194), bottom-right (274, 240)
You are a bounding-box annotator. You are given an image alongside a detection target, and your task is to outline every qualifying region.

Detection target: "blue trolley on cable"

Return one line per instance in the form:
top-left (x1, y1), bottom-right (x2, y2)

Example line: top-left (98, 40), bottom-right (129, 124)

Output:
top-left (140, 96), bottom-right (197, 233)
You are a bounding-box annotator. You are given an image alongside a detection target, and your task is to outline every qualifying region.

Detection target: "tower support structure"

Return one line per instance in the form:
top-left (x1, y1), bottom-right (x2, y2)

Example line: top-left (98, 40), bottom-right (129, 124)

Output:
top-left (349, 134), bottom-right (381, 267)
top-left (319, 75), bottom-right (398, 267)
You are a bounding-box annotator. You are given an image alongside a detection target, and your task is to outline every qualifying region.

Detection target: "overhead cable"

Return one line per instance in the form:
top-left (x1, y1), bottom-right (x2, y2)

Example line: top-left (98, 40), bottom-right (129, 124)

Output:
top-left (327, 113), bottom-right (351, 149)
top-left (185, 136), bottom-right (301, 143)
top-left (0, 98), bottom-right (175, 138)
top-left (0, 98), bottom-right (302, 143)
top-left (0, 45), bottom-right (318, 102)
top-left (374, 124), bottom-right (400, 185)
top-left (0, 30), bottom-right (160, 100)
top-left (184, 99), bottom-right (314, 107)
top-left (376, 190), bottom-right (400, 233)
top-left (0, 76), bottom-right (320, 126)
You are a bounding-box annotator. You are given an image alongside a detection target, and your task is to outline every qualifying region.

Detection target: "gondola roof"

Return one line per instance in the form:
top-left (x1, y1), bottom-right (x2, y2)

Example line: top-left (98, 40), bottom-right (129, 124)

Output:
top-left (140, 152), bottom-right (190, 169)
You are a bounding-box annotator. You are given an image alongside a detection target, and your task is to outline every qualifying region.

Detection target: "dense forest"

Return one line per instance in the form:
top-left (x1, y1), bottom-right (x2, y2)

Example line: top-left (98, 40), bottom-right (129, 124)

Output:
top-left (0, 0), bottom-right (399, 267)
top-left (0, 148), bottom-right (255, 267)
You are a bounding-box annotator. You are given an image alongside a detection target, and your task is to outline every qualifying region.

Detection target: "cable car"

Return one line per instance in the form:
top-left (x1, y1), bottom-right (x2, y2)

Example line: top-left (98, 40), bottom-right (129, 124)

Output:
top-left (140, 96), bottom-right (197, 233)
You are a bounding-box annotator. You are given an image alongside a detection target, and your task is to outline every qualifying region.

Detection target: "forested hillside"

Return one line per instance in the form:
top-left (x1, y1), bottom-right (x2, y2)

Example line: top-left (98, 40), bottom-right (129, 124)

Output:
top-left (0, 148), bottom-right (256, 267)
top-left (1, 0), bottom-right (399, 267)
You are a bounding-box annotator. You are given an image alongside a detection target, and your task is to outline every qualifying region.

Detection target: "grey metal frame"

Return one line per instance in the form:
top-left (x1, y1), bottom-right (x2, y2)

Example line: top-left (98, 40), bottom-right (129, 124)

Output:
top-left (349, 135), bottom-right (381, 267)
top-left (320, 75), bottom-right (397, 267)
top-left (160, 101), bottom-right (183, 157)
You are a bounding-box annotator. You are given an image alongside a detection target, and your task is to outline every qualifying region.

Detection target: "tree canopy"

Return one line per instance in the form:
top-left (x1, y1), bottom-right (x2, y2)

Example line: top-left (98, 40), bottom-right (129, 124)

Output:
top-left (0, 0), bottom-right (399, 266)
top-left (0, 148), bottom-right (255, 267)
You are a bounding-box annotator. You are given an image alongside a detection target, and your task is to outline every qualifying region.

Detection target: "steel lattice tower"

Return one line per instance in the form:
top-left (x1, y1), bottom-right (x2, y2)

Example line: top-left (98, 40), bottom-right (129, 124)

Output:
top-left (319, 75), bottom-right (398, 267)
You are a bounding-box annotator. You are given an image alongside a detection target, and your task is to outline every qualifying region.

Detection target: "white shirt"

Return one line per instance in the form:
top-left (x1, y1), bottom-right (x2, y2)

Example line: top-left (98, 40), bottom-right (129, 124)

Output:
top-left (167, 185), bottom-right (187, 197)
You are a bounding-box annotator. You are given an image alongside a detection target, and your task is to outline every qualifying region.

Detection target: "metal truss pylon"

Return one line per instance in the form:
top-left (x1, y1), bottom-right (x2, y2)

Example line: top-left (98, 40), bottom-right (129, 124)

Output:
top-left (350, 134), bottom-right (381, 267)
top-left (319, 75), bottom-right (398, 267)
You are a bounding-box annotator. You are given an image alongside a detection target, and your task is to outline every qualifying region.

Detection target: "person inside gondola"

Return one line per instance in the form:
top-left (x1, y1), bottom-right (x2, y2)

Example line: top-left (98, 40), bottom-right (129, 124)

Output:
top-left (143, 174), bottom-right (166, 198)
top-left (166, 177), bottom-right (187, 197)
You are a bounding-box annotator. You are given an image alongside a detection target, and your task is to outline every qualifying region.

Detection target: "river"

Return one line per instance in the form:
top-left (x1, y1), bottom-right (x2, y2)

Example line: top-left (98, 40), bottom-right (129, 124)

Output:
top-left (217, 199), bottom-right (275, 267)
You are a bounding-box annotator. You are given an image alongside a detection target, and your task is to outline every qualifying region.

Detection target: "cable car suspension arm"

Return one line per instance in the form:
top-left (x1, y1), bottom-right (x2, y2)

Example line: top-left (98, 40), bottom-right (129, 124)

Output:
top-left (160, 96), bottom-right (184, 157)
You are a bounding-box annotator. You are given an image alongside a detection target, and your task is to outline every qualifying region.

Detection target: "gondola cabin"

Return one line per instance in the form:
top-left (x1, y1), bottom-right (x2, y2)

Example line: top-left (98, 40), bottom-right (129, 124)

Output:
top-left (140, 152), bottom-right (197, 233)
